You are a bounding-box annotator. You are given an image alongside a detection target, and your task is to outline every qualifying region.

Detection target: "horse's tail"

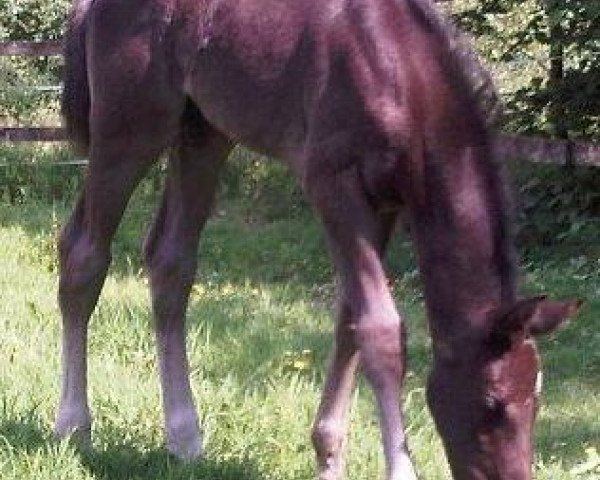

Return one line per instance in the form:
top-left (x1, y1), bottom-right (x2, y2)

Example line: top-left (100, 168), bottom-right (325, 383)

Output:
top-left (62, 0), bottom-right (93, 156)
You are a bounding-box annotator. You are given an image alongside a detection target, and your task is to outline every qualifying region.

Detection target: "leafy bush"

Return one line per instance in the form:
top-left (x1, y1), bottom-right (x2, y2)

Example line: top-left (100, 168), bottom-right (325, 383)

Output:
top-left (0, 144), bottom-right (307, 229)
top-left (0, 56), bottom-right (61, 126)
top-left (0, 0), bottom-right (69, 41)
top-left (0, 0), bottom-right (67, 126)
top-left (512, 164), bottom-right (600, 245)
top-left (0, 145), bottom-right (81, 203)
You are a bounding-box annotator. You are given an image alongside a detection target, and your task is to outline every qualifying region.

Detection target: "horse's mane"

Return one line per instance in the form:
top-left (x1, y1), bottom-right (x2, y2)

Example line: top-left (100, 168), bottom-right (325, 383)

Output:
top-left (419, 0), bottom-right (504, 129)
top-left (412, 0), bottom-right (517, 300)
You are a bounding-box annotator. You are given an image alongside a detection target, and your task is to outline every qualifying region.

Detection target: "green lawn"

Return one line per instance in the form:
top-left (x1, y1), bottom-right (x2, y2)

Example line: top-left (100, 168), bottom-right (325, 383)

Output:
top-left (0, 189), bottom-right (598, 479)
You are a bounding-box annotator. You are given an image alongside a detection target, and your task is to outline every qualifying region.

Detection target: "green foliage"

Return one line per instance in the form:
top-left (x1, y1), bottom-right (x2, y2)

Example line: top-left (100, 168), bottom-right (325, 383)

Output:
top-left (0, 0), bottom-right (69, 41)
top-left (221, 147), bottom-right (307, 222)
top-left (0, 145), bottom-right (81, 203)
top-left (0, 56), bottom-right (62, 126)
top-left (0, 145), bottom-right (306, 223)
top-left (0, 0), bottom-right (67, 126)
top-left (513, 164), bottom-right (600, 246)
top-left (452, 0), bottom-right (600, 139)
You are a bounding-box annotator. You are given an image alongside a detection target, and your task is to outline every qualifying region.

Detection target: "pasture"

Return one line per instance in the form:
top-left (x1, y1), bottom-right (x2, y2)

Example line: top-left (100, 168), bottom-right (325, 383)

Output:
top-left (0, 146), bottom-right (599, 479)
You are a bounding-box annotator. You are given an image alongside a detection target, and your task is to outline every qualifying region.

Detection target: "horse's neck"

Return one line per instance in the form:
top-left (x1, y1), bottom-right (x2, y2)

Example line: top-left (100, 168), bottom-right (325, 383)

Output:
top-left (409, 141), bottom-right (517, 338)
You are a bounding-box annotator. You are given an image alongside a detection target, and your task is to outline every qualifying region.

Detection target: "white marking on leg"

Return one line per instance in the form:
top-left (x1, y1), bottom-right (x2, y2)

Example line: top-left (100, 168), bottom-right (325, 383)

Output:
top-left (389, 451), bottom-right (419, 480)
top-left (164, 403), bottom-right (202, 460)
top-left (54, 323), bottom-right (92, 447)
top-left (376, 389), bottom-right (418, 480)
top-left (156, 322), bottom-right (202, 460)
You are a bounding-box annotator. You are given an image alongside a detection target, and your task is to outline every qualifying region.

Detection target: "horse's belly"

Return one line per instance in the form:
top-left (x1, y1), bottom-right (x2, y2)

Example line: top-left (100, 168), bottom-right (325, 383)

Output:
top-left (185, 58), bottom-right (307, 156)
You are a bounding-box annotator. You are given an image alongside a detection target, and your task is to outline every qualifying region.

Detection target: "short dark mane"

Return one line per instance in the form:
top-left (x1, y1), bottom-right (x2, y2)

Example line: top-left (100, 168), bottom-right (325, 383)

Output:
top-left (413, 0), bottom-right (504, 128)
top-left (412, 1), bottom-right (517, 301)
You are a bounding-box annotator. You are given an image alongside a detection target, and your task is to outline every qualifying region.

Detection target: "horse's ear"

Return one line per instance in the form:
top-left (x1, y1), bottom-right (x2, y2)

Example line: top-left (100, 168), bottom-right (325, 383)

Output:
top-left (526, 298), bottom-right (583, 336)
top-left (490, 297), bottom-right (583, 343)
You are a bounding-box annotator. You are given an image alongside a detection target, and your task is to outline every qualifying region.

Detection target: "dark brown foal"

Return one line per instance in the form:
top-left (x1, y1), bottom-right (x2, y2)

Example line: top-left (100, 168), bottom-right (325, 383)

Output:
top-left (58, 0), bottom-right (580, 478)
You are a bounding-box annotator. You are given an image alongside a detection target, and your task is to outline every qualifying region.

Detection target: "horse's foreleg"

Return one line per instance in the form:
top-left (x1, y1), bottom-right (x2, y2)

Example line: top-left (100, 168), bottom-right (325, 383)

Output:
top-left (311, 301), bottom-right (360, 480)
top-left (306, 168), bottom-right (416, 480)
top-left (312, 210), bottom-right (398, 480)
top-left (143, 118), bottom-right (230, 460)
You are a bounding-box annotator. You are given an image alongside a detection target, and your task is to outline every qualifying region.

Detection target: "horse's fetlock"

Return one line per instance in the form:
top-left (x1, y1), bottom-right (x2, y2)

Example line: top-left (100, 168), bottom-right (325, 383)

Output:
top-left (312, 420), bottom-right (344, 457)
top-left (54, 404), bottom-right (93, 448)
top-left (165, 407), bottom-right (202, 460)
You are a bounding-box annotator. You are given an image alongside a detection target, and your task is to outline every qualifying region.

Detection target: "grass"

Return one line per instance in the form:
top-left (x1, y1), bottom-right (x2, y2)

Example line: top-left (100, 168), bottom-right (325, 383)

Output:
top-left (0, 172), bottom-right (598, 479)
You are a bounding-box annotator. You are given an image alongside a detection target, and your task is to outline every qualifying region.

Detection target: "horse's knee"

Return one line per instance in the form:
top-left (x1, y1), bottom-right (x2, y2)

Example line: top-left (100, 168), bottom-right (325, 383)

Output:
top-left (143, 238), bottom-right (196, 289)
top-left (355, 314), bottom-right (407, 383)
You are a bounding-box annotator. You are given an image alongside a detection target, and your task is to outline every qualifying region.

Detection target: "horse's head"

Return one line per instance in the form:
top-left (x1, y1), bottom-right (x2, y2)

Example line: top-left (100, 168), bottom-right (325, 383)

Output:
top-left (427, 297), bottom-right (581, 480)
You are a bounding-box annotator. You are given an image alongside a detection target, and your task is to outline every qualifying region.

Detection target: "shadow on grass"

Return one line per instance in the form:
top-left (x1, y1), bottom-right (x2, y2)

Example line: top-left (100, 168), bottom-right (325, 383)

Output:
top-left (0, 414), bottom-right (266, 480)
top-left (80, 443), bottom-right (266, 480)
top-left (0, 412), bottom-right (51, 453)
top-left (536, 415), bottom-right (600, 468)
top-left (185, 293), bottom-right (332, 385)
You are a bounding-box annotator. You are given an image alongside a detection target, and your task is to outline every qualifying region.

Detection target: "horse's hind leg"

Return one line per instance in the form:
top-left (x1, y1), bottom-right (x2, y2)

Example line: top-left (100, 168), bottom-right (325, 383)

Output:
top-left (55, 60), bottom-right (183, 444)
top-left (143, 103), bottom-right (231, 460)
top-left (55, 136), bottom-right (177, 445)
top-left (306, 166), bottom-right (416, 480)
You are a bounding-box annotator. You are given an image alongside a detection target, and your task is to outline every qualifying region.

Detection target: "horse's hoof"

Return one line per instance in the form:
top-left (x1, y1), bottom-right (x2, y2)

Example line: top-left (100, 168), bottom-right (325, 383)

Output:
top-left (54, 421), bottom-right (92, 451)
top-left (166, 416), bottom-right (203, 461)
top-left (317, 468), bottom-right (342, 480)
top-left (316, 458), bottom-right (344, 480)
top-left (387, 454), bottom-right (419, 480)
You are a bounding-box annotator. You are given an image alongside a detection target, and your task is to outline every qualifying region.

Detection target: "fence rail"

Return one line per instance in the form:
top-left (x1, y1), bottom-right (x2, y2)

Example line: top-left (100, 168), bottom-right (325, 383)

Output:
top-left (0, 127), bottom-right (65, 143)
top-left (495, 134), bottom-right (600, 167)
top-left (1, 40), bottom-right (64, 149)
top-left (1, 40), bottom-right (600, 167)
top-left (0, 40), bottom-right (61, 57)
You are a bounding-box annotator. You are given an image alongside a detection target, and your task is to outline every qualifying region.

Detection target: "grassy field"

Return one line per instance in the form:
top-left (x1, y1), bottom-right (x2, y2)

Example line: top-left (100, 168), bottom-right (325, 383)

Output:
top-left (0, 171), bottom-right (598, 480)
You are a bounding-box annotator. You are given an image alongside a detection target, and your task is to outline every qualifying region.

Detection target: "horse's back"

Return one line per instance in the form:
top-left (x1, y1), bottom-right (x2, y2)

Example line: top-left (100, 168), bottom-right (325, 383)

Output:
top-left (175, 0), bottom-right (322, 156)
top-left (176, 0), bottom-right (448, 158)
top-left (77, 0), bottom-right (490, 165)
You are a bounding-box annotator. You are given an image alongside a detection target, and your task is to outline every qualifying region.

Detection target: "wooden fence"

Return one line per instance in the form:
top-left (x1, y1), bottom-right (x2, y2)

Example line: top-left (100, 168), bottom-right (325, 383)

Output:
top-left (0, 39), bottom-right (61, 56)
top-left (1, 40), bottom-right (600, 167)
top-left (0, 40), bottom-right (64, 145)
top-left (495, 134), bottom-right (600, 168)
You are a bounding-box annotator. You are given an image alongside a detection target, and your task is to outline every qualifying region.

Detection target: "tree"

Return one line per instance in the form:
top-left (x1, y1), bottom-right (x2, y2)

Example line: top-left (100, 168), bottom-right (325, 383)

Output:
top-left (453, 0), bottom-right (599, 140)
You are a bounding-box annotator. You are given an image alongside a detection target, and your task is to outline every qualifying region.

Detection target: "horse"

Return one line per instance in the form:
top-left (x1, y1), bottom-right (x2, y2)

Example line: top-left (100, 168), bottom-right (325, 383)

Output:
top-left (56, 0), bottom-right (581, 478)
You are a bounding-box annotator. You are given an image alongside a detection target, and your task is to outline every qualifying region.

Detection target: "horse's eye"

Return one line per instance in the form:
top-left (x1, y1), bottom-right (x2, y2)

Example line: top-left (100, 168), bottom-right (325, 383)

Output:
top-left (482, 394), bottom-right (506, 428)
top-left (484, 394), bottom-right (504, 415)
